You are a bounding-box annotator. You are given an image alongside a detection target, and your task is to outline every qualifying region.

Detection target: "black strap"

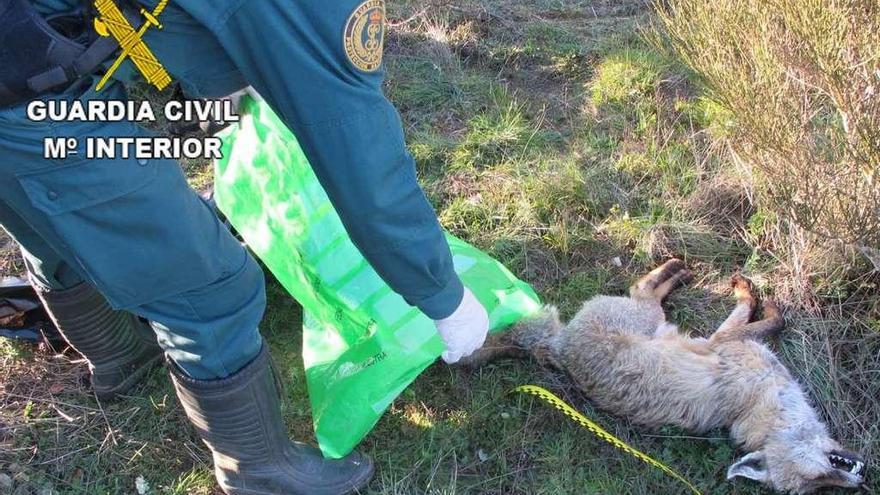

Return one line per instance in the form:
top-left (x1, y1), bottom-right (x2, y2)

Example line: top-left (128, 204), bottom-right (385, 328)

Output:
top-left (27, 35), bottom-right (119, 93)
top-left (26, 1), bottom-right (145, 94)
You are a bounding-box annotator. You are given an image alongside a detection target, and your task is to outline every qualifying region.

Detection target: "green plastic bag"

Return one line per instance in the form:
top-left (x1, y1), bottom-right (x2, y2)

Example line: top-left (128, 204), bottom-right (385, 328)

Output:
top-left (214, 97), bottom-right (541, 458)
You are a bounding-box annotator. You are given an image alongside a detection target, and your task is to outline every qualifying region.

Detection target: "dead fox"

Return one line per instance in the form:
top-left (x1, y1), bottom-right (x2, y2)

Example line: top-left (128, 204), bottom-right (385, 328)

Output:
top-left (463, 259), bottom-right (866, 494)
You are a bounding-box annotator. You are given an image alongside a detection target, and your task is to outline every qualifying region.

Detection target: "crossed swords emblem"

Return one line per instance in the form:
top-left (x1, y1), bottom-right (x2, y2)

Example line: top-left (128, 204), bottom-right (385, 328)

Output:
top-left (92, 0), bottom-right (172, 91)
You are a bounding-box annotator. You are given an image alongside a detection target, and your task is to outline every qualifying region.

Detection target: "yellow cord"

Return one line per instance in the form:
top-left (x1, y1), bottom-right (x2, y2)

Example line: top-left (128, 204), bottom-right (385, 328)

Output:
top-left (512, 385), bottom-right (703, 495)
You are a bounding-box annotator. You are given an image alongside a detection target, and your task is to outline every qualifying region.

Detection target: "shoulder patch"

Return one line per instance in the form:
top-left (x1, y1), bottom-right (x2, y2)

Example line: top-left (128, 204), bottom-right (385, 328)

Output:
top-left (343, 0), bottom-right (386, 72)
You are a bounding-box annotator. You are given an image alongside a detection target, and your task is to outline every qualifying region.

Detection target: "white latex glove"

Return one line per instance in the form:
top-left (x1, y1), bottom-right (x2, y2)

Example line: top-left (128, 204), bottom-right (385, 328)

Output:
top-left (433, 287), bottom-right (489, 364)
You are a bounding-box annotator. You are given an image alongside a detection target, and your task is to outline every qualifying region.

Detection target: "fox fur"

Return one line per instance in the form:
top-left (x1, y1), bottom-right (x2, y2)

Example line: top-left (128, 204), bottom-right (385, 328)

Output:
top-left (462, 259), bottom-right (866, 494)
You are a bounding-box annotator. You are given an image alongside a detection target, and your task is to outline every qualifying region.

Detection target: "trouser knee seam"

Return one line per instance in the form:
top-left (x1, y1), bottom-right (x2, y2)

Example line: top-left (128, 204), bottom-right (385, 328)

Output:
top-left (182, 297), bottom-right (232, 378)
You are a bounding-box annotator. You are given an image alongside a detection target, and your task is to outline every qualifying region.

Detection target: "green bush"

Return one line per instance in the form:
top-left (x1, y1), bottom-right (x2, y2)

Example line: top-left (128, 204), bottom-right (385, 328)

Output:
top-left (653, 0), bottom-right (880, 269)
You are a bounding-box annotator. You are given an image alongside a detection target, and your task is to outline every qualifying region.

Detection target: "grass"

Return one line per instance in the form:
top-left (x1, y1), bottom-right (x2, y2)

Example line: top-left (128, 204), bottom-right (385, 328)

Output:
top-left (1, 0), bottom-right (877, 494)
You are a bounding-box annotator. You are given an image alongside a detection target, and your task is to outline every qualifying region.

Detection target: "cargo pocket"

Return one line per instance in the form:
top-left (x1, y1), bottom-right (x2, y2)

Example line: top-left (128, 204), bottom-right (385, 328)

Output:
top-left (18, 156), bottom-right (157, 216)
top-left (17, 154), bottom-right (246, 309)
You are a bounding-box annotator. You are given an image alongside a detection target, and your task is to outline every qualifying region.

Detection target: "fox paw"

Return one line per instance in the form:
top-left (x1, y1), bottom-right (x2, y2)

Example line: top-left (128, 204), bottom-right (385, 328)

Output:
top-left (730, 274), bottom-right (756, 301)
top-left (761, 299), bottom-right (781, 319)
top-left (760, 300), bottom-right (785, 337)
top-left (677, 269), bottom-right (695, 285)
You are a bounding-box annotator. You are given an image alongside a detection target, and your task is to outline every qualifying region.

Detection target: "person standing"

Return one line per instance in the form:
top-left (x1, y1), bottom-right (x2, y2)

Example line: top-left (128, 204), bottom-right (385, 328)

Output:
top-left (0, 0), bottom-right (489, 493)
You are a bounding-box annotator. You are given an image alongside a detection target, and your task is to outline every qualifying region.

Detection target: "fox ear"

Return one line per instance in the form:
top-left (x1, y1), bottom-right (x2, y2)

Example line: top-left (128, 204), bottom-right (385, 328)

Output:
top-left (727, 451), bottom-right (769, 483)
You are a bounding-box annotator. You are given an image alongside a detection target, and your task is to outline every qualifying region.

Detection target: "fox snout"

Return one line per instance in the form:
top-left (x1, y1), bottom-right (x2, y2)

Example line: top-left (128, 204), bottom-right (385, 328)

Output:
top-left (829, 449), bottom-right (866, 478)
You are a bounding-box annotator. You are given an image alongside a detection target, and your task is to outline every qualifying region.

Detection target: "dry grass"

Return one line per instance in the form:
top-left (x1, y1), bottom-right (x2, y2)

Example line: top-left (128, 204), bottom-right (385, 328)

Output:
top-left (652, 0), bottom-right (880, 268)
top-left (0, 235), bottom-right (24, 280)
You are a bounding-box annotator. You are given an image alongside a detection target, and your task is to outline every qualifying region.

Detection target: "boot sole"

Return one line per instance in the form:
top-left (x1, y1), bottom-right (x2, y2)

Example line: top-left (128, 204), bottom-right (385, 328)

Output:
top-left (218, 461), bottom-right (375, 495)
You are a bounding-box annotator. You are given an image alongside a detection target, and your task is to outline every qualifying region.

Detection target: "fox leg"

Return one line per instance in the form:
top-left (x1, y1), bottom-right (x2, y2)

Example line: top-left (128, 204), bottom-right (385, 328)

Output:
top-left (458, 307), bottom-right (563, 369)
top-left (710, 299), bottom-right (784, 346)
top-left (630, 258), bottom-right (693, 301)
top-left (715, 274), bottom-right (758, 333)
top-left (455, 332), bottom-right (527, 368)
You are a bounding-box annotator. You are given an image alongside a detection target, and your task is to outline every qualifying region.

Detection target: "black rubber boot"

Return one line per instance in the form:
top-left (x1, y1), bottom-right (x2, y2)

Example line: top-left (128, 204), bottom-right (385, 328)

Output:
top-left (34, 281), bottom-right (163, 400)
top-left (169, 341), bottom-right (374, 495)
